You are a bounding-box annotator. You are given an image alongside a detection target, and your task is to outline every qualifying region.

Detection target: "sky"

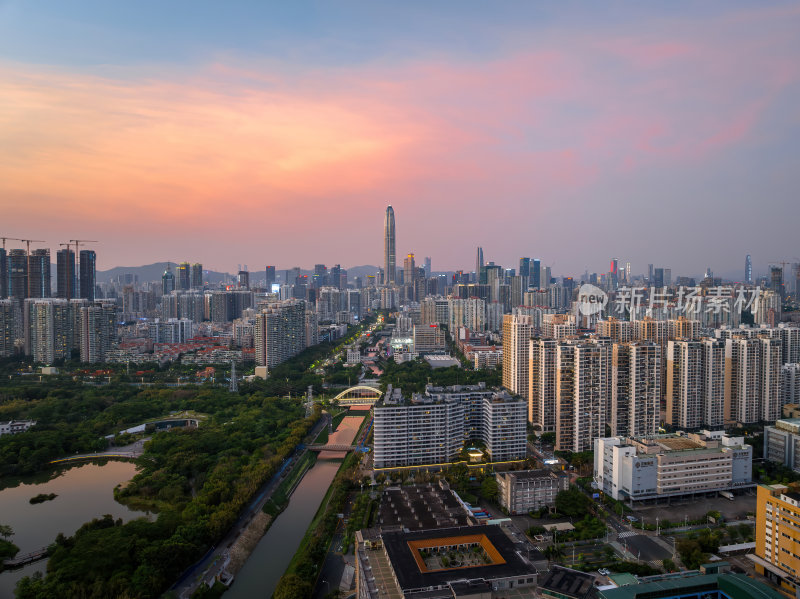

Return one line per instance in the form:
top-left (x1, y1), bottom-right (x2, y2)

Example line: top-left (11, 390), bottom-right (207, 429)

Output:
top-left (1, 1), bottom-right (799, 278)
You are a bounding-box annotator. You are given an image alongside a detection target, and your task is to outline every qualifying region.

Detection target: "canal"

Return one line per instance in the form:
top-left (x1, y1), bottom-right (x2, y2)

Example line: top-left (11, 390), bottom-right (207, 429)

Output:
top-left (224, 458), bottom-right (341, 599)
top-left (0, 461), bottom-right (150, 597)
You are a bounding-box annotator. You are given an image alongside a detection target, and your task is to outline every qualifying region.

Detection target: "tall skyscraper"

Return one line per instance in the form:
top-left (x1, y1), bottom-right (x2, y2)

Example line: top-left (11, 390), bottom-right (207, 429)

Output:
top-left (177, 262), bottom-right (191, 291)
top-left (265, 266), bottom-right (276, 289)
top-left (745, 254), bottom-right (753, 285)
top-left (79, 250), bottom-right (96, 301)
top-left (519, 257), bottom-right (530, 279)
top-left (475, 247), bottom-right (484, 281)
top-left (191, 263), bottom-right (203, 288)
top-left (0, 247), bottom-right (6, 299)
top-left (80, 303), bottom-right (117, 363)
top-left (384, 206), bottom-right (395, 286)
top-left (27, 249), bottom-right (50, 298)
top-left (56, 248), bottom-right (77, 299)
top-left (532, 258), bottom-right (541, 289)
top-left (238, 269), bottom-right (250, 289)
top-left (423, 256), bottom-right (431, 277)
top-left (8, 249), bottom-right (28, 301)
top-left (162, 265), bottom-right (175, 296)
top-left (607, 257), bottom-right (618, 289)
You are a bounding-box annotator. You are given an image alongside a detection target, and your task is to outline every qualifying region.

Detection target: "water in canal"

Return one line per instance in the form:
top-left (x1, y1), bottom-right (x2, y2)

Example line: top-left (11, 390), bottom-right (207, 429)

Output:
top-left (0, 461), bottom-right (150, 597)
top-left (225, 458), bottom-right (341, 599)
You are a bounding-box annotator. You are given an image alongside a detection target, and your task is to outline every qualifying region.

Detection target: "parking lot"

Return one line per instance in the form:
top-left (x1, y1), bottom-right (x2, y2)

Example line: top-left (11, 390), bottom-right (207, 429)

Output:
top-left (629, 493), bottom-right (756, 523)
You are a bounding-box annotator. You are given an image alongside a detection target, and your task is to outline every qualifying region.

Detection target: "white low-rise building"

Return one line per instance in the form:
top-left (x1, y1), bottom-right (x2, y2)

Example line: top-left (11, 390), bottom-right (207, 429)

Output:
top-left (594, 431), bottom-right (753, 503)
top-left (0, 420), bottom-right (36, 436)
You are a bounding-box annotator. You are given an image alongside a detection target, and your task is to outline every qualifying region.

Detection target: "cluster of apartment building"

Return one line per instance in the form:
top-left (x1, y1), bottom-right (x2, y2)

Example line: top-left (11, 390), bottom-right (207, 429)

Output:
top-left (503, 312), bottom-right (800, 452)
top-left (372, 383), bottom-right (526, 469)
top-left (0, 297), bottom-right (118, 363)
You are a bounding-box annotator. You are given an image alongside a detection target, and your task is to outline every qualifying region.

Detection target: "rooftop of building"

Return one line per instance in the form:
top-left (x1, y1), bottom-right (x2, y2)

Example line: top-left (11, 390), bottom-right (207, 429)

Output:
top-left (381, 524), bottom-right (538, 591)
top-left (500, 468), bottom-right (566, 482)
top-left (377, 384), bottom-right (519, 407)
top-left (378, 483), bottom-right (473, 531)
top-left (596, 572), bottom-right (782, 599)
top-left (539, 565), bottom-right (598, 599)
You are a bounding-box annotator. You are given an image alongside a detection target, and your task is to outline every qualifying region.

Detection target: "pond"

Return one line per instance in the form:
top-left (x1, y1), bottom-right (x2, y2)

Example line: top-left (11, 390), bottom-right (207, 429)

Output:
top-left (0, 461), bottom-right (150, 597)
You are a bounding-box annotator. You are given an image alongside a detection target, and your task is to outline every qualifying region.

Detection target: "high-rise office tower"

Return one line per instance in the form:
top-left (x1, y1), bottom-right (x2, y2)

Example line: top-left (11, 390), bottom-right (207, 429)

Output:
top-left (191, 263), bottom-right (203, 288)
top-left (384, 206), bottom-right (396, 286)
top-left (177, 262), bottom-right (191, 291)
top-left (313, 264), bottom-right (327, 287)
top-left (79, 250), bottom-right (96, 301)
top-left (265, 266), bottom-right (276, 289)
top-left (609, 258), bottom-right (619, 289)
top-left (27, 249), bottom-right (50, 299)
top-left (475, 247), bottom-right (484, 282)
top-left (519, 257), bottom-right (530, 279)
top-left (502, 314), bottom-right (533, 399)
top-left (0, 247), bottom-right (6, 299)
top-left (56, 248), bottom-right (77, 299)
top-left (238, 269), bottom-right (250, 289)
top-left (648, 264), bottom-right (654, 283)
top-left (403, 253), bottom-right (416, 288)
top-left (745, 254), bottom-right (753, 285)
top-left (329, 264), bottom-right (342, 289)
top-left (770, 266), bottom-right (784, 298)
top-left (162, 265), bottom-right (175, 296)
top-left (424, 257), bottom-right (431, 277)
top-left (532, 259), bottom-right (541, 289)
top-left (8, 249), bottom-right (28, 301)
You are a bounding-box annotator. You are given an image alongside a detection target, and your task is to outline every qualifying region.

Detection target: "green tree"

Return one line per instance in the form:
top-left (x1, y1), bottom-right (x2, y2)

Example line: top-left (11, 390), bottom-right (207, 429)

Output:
top-left (273, 574), bottom-right (313, 599)
top-left (481, 477), bottom-right (499, 502)
top-left (555, 486), bottom-right (591, 518)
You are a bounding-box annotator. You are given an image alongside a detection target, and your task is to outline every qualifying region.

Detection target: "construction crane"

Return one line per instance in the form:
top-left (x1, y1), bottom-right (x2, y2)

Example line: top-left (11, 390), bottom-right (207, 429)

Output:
top-left (19, 239), bottom-right (46, 256)
top-left (0, 236), bottom-right (24, 250)
top-left (69, 239), bottom-right (98, 257)
top-left (69, 240), bottom-right (98, 298)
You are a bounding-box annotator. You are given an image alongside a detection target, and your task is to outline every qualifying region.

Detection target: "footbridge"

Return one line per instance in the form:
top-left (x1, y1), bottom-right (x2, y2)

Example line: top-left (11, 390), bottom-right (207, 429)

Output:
top-left (332, 385), bottom-right (383, 406)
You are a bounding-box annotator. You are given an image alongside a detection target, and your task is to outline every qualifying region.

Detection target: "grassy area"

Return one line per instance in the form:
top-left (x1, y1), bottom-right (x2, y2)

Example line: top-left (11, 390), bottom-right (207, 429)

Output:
top-left (313, 428), bottom-right (329, 444)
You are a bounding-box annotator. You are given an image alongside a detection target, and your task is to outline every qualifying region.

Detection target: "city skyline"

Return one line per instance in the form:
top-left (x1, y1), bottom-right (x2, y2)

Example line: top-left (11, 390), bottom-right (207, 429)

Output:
top-left (1, 2), bottom-right (798, 273)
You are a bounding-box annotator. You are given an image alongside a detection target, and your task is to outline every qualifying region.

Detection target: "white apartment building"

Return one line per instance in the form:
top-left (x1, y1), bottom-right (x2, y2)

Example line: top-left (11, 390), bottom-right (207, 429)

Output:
top-left (502, 314), bottom-right (533, 398)
top-left (783, 364), bottom-right (800, 407)
top-left (372, 384), bottom-right (526, 468)
top-left (541, 313), bottom-right (576, 339)
top-left (594, 431), bottom-right (753, 503)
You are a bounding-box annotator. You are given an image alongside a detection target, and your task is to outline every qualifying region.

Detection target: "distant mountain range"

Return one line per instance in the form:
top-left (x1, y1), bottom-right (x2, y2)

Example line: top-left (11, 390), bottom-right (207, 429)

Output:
top-left (97, 263), bottom-right (385, 285)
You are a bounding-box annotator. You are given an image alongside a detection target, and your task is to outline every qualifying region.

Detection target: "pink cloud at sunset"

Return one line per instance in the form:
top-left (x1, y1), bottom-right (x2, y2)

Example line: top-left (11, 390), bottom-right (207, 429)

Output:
top-left (1, 3), bottom-right (798, 274)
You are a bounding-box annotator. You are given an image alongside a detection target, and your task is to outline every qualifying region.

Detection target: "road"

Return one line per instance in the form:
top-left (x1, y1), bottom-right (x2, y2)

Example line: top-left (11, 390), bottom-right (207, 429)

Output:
top-left (171, 412), bottom-right (331, 599)
top-left (49, 438), bottom-right (149, 464)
